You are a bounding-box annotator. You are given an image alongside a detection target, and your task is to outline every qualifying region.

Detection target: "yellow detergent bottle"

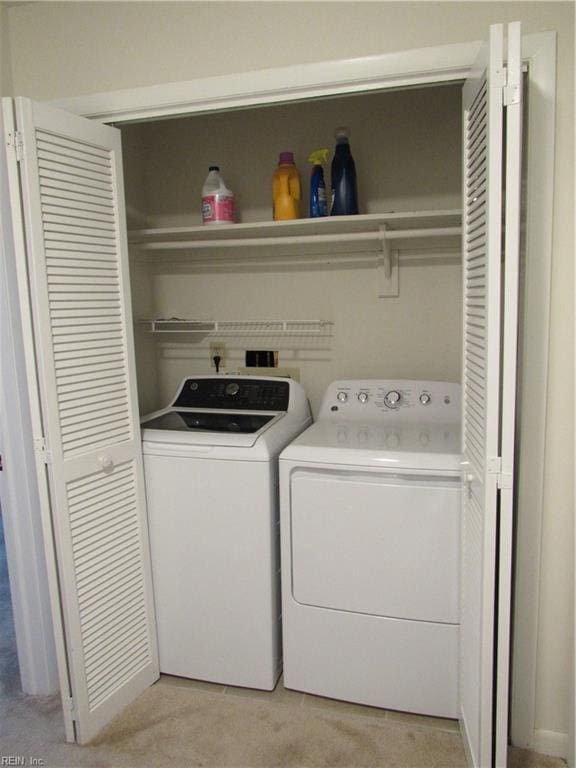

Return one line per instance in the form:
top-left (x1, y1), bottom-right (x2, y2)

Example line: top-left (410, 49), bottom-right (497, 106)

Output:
top-left (272, 151), bottom-right (301, 220)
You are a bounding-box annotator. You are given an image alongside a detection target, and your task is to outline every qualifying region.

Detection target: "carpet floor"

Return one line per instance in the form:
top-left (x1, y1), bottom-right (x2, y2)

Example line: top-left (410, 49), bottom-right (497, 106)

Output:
top-left (0, 676), bottom-right (568, 768)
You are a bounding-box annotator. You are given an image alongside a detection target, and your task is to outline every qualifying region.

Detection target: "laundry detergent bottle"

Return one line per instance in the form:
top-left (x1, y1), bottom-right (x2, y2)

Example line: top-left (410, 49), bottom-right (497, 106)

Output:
top-left (330, 127), bottom-right (359, 216)
top-left (308, 149), bottom-right (329, 218)
top-left (272, 152), bottom-right (301, 220)
top-left (202, 166), bottom-right (235, 225)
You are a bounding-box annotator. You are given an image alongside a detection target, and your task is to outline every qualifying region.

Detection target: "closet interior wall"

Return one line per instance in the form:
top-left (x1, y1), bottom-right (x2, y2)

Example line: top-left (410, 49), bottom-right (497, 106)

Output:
top-left (122, 85), bottom-right (463, 416)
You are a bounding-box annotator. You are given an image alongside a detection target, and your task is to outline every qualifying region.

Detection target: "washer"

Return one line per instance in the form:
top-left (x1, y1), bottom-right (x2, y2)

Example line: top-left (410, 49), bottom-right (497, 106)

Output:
top-left (279, 379), bottom-right (462, 717)
top-left (141, 375), bottom-right (311, 690)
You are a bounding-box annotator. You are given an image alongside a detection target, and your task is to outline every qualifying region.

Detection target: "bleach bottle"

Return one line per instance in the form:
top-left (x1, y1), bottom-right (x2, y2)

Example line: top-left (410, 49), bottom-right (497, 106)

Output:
top-left (330, 127), bottom-right (359, 216)
top-left (308, 149), bottom-right (329, 218)
top-left (202, 166), bottom-right (235, 225)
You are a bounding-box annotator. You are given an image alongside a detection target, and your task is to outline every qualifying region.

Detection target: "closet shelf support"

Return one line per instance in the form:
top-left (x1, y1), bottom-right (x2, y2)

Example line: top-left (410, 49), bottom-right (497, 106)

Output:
top-left (378, 226), bottom-right (399, 298)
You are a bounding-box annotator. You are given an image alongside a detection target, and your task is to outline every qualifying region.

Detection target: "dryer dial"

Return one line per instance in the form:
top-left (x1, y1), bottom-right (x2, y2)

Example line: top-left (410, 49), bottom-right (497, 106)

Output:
top-left (357, 392), bottom-right (369, 404)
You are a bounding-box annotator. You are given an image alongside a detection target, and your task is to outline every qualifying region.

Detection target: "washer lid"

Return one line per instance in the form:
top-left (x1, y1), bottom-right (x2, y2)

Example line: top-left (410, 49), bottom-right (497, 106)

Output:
top-left (141, 409), bottom-right (284, 448)
top-left (280, 420), bottom-right (463, 471)
top-left (141, 410), bottom-right (275, 434)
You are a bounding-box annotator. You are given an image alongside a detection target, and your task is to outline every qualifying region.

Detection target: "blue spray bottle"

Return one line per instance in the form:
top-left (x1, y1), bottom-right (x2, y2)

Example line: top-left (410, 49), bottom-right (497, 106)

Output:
top-left (308, 149), bottom-right (329, 218)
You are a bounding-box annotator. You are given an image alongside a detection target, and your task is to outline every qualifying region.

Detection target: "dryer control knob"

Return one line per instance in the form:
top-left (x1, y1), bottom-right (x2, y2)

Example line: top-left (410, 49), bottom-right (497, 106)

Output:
top-left (384, 390), bottom-right (401, 408)
top-left (419, 393), bottom-right (431, 406)
top-left (337, 391), bottom-right (348, 403)
top-left (357, 392), bottom-right (369, 404)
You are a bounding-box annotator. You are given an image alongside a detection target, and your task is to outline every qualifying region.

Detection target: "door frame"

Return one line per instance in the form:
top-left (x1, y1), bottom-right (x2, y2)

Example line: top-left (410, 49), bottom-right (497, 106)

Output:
top-left (1, 30), bottom-right (556, 751)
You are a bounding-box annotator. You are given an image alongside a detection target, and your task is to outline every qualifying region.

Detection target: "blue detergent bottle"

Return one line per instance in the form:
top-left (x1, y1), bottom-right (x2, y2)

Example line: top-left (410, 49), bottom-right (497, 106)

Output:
top-left (330, 127), bottom-right (359, 216)
top-left (308, 149), bottom-right (329, 217)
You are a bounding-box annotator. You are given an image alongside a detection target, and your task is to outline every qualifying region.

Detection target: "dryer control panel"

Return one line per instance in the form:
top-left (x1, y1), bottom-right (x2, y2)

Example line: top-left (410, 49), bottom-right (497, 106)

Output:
top-left (320, 380), bottom-right (461, 424)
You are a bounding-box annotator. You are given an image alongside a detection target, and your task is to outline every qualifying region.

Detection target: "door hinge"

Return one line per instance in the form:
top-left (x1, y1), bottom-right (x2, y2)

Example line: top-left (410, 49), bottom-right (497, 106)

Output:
top-left (487, 456), bottom-right (501, 475)
top-left (6, 130), bottom-right (24, 162)
top-left (503, 83), bottom-right (521, 106)
top-left (66, 696), bottom-right (77, 721)
top-left (487, 456), bottom-right (513, 489)
top-left (34, 436), bottom-right (52, 465)
top-left (501, 64), bottom-right (521, 106)
top-left (497, 471), bottom-right (513, 490)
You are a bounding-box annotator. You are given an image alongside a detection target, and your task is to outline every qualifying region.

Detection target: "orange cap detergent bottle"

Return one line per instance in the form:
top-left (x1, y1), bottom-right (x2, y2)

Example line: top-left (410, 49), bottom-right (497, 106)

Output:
top-left (272, 152), bottom-right (301, 220)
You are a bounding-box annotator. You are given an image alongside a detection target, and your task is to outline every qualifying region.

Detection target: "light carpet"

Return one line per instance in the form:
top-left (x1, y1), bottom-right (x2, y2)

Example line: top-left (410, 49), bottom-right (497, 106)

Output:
top-left (0, 680), bottom-right (567, 768)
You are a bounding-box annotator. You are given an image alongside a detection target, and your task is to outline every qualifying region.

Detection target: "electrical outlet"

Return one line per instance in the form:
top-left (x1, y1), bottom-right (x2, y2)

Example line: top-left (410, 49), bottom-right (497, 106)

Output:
top-left (209, 342), bottom-right (226, 368)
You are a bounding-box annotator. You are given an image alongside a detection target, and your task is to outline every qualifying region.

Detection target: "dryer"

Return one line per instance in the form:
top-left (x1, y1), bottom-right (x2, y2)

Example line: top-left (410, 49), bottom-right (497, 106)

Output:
top-left (141, 375), bottom-right (311, 690)
top-left (279, 379), bottom-right (462, 717)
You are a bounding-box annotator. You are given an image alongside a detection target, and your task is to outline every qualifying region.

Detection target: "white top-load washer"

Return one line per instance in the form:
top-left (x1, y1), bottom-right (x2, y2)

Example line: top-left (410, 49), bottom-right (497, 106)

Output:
top-left (141, 375), bottom-right (311, 690)
top-left (279, 379), bottom-right (462, 717)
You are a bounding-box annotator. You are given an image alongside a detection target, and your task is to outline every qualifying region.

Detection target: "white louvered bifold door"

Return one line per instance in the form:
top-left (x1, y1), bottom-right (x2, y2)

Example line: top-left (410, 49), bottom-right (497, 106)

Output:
top-left (12, 97), bottom-right (159, 744)
top-left (460, 23), bottom-right (522, 768)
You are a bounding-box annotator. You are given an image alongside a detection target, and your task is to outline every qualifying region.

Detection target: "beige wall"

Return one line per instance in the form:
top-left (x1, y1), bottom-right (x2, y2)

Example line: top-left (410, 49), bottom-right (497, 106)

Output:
top-left (0, 2), bottom-right (13, 96)
top-left (4, 0), bottom-right (574, 751)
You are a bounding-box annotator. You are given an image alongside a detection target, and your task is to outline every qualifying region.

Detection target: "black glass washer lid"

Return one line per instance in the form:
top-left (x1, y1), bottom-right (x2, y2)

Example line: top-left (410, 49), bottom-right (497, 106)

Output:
top-left (141, 411), bottom-right (275, 434)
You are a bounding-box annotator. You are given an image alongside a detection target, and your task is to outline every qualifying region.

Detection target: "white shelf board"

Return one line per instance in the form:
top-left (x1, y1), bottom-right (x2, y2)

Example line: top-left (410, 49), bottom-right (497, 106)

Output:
top-left (128, 209), bottom-right (462, 250)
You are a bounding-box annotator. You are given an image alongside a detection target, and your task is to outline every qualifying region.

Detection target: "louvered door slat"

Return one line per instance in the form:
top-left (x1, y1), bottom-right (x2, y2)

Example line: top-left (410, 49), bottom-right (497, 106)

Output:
top-left (45, 222), bottom-right (117, 238)
top-left (44, 207), bottom-right (116, 224)
top-left (57, 370), bottom-right (127, 388)
top-left (39, 157), bottom-right (113, 182)
top-left (36, 133), bottom-right (111, 160)
top-left (38, 149), bottom-right (113, 175)
top-left (15, 98), bottom-right (158, 744)
top-left (42, 193), bottom-right (114, 213)
top-left (40, 178), bottom-right (114, 201)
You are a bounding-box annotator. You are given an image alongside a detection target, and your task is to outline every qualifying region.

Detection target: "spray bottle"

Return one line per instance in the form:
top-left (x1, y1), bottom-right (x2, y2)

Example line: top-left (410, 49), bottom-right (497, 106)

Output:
top-left (308, 149), bottom-right (329, 218)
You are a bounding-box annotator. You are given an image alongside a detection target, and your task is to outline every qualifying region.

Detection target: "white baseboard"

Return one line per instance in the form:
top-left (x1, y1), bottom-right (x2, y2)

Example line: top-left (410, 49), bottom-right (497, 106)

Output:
top-left (532, 729), bottom-right (569, 759)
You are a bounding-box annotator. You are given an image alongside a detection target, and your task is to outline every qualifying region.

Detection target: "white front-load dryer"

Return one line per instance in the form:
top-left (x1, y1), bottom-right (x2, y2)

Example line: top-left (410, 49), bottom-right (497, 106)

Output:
top-left (141, 376), bottom-right (311, 690)
top-left (279, 380), bottom-right (462, 717)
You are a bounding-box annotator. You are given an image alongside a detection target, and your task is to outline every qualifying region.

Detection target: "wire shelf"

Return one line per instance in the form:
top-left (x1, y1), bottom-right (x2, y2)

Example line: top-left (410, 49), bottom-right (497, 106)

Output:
top-left (140, 319), bottom-right (334, 336)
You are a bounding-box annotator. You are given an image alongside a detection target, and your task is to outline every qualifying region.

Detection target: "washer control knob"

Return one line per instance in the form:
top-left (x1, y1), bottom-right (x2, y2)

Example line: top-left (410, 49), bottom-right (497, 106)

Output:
top-left (419, 393), bottom-right (431, 406)
top-left (336, 391), bottom-right (348, 403)
top-left (384, 390), bottom-right (401, 408)
top-left (357, 392), bottom-right (369, 404)
top-left (225, 382), bottom-right (240, 396)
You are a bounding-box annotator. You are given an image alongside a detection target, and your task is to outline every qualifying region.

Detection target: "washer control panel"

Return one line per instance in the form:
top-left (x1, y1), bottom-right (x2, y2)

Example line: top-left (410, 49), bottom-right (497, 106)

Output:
top-left (173, 377), bottom-right (290, 411)
top-left (319, 380), bottom-right (461, 424)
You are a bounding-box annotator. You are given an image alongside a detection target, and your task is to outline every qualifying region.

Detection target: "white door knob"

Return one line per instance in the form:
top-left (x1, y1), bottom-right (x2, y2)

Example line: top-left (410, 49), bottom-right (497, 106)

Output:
top-left (98, 454), bottom-right (114, 471)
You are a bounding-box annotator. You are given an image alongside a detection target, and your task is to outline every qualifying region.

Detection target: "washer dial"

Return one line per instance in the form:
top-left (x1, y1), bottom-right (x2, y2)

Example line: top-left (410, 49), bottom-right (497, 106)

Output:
top-left (225, 382), bottom-right (240, 396)
top-left (384, 390), bottom-right (401, 408)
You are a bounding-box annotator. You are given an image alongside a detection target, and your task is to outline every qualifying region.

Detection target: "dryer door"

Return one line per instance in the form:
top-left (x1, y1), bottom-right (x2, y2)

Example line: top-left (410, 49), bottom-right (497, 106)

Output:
top-left (290, 469), bottom-right (460, 624)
